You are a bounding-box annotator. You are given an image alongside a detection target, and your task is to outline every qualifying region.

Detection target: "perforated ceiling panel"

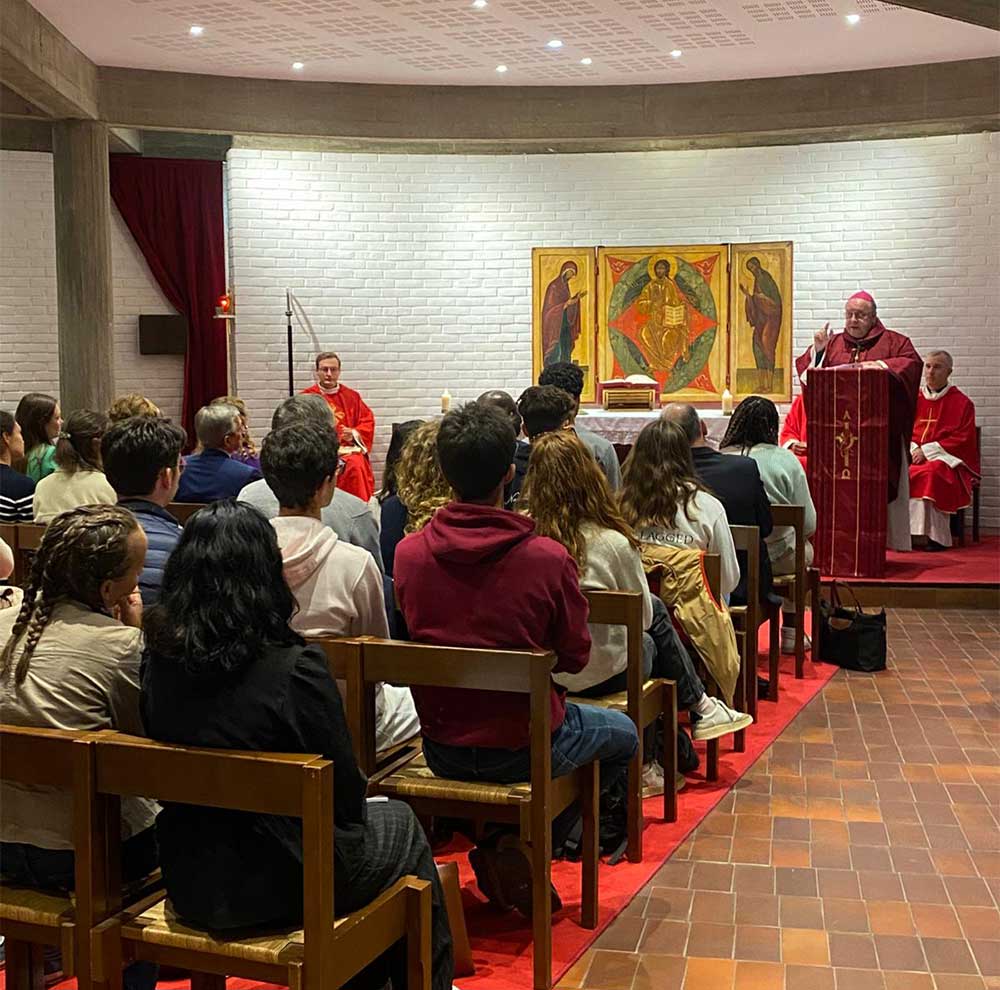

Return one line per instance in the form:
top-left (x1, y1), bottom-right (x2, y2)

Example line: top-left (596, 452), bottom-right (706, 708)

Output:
top-left (30, 0), bottom-right (999, 87)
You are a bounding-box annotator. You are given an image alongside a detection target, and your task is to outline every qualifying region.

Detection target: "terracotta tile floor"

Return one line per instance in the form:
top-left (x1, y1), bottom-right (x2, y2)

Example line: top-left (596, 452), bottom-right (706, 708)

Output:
top-left (559, 608), bottom-right (1000, 990)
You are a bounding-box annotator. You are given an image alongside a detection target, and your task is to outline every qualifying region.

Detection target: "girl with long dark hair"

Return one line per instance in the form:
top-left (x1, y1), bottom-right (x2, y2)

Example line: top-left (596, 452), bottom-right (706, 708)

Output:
top-left (14, 392), bottom-right (61, 482)
top-left (140, 500), bottom-right (453, 989)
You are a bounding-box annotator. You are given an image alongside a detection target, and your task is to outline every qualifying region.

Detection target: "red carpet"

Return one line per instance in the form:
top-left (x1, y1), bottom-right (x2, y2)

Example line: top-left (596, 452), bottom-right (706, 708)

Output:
top-left (3, 632), bottom-right (839, 990)
top-left (830, 535), bottom-right (999, 585)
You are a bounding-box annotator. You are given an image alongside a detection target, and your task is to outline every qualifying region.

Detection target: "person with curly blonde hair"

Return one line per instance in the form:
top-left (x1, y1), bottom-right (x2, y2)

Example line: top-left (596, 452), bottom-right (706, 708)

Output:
top-left (0, 505), bottom-right (159, 979)
top-left (107, 393), bottom-right (161, 423)
top-left (520, 432), bottom-right (752, 792)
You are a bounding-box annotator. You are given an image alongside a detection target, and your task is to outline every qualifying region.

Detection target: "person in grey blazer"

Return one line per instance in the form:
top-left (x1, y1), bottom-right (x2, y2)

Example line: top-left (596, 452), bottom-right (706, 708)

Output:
top-left (538, 362), bottom-right (622, 490)
top-left (237, 395), bottom-right (383, 572)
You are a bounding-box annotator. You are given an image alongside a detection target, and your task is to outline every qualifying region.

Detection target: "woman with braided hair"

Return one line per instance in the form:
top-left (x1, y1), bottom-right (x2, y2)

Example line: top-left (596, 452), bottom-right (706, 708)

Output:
top-left (32, 409), bottom-right (116, 523)
top-left (0, 504), bottom-right (157, 989)
top-left (719, 395), bottom-right (816, 653)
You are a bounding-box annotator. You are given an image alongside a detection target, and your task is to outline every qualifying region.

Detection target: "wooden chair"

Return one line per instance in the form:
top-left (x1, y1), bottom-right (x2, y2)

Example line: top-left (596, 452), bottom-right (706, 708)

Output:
top-left (166, 502), bottom-right (207, 525)
top-left (567, 590), bottom-right (678, 865)
top-left (728, 525), bottom-right (760, 742)
top-left (808, 566), bottom-right (823, 659)
top-left (358, 638), bottom-right (600, 990)
top-left (10, 522), bottom-right (45, 587)
top-left (308, 638), bottom-right (421, 780)
top-left (90, 733), bottom-right (433, 990)
top-left (767, 504), bottom-right (807, 688)
top-left (0, 726), bottom-right (101, 990)
top-left (955, 425), bottom-right (982, 545)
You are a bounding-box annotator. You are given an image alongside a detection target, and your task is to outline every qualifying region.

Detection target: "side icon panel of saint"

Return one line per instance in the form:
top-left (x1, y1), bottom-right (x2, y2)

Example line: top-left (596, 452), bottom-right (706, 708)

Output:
top-left (730, 241), bottom-right (793, 401)
top-left (531, 247), bottom-right (597, 403)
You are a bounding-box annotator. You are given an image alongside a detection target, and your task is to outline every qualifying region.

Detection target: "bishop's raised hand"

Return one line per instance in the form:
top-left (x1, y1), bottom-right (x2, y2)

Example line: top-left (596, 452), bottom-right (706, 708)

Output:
top-left (814, 322), bottom-right (831, 353)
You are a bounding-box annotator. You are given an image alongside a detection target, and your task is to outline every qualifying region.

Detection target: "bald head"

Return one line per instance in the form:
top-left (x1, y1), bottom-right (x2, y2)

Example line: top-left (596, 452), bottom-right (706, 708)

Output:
top-left (477, 389), bottom-right (522, 437)
top-left (661, 403), bottom-right (703, 445)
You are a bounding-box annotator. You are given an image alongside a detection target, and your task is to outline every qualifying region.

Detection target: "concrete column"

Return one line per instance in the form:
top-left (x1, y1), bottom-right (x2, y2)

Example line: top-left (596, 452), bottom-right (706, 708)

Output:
top-left (52, 119), bottom-right (115, 413)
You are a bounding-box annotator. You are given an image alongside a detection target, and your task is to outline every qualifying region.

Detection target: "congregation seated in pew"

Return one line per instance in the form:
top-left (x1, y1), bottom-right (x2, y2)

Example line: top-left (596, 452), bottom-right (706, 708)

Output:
top-left (261, 421), bottom-right (419, 753)
top-left (517, 430), bottom-right (753, 795)
top-left (393, 401), bottom-right (640, 915)
top-left (32, 410), bottom-right (116, 523)
top-left (174, 402), bottom-right (261, 503)
top-left (720, 395), bottom-right (817, 653)
top-left (0, 410), bottom-right (35, 523)
top-left (619, 418), bottom-right (741, 599)
top-left (101, 414), bottom-right (187, 606)
top-left (0, 504), bottom-right (158, 990)
top-left (139, 501), bottom-right (454, 989)
top-left (238, 393), bottom-right (383, 570)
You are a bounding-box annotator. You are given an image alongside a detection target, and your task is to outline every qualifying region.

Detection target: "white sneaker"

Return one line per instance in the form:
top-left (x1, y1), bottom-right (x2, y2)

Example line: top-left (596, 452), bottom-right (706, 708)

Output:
top-left (780, 627), bottom-right (812, 653)
top-left (642, 760), bottom-right (665, 798)
top-left (692, 700), bottom-right (754, 741)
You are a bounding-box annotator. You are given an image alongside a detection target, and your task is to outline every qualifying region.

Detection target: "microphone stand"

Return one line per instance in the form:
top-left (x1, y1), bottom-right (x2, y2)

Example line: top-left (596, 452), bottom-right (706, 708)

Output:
top-left (285, 289), bottom-right (294, 396)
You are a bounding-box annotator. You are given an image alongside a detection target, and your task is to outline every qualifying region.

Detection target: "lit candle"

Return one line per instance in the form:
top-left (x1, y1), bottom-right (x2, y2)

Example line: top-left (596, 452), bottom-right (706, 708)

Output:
top-left (440, 389), bottom-right (451, 413)
top-left (721, 388), bottom-right (734, 416)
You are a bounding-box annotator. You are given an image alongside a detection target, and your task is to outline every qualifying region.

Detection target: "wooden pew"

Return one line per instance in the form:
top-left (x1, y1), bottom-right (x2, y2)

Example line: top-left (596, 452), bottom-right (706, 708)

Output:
top-left (0, 726), bottom-right (100, 990)
top-left (8, 522), bottom-right (45, 587)
top-left (568, 589), bottom-right (678, 864)
top-left (728, 525), bottom-right (760, 746)
top-left (768, 504), bottom-right (808, 684)
top-left (359, 638), bottom-right (600, 990)
top-left (90, 733), bottom-right (432, 990)
top-left (166, 502), bottom-right (207, 525)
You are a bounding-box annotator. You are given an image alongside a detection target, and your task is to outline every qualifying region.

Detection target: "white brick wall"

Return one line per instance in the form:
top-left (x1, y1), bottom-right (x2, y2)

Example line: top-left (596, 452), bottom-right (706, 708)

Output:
top-left (0, 151), bottom-right (184, 423)
top-left (227, 134), bottom-right (999, 527)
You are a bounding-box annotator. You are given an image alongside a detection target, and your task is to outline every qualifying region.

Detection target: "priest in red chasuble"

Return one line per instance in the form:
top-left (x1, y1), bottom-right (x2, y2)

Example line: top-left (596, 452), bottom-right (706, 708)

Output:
top-left (779, 393), bottom-right (808, 472)
top-left (909, 350), bottom-right (979, 549)
top-left (301, 351), bottom-right (376, 502)
top-left (795, 291), bottom-right (922, 551)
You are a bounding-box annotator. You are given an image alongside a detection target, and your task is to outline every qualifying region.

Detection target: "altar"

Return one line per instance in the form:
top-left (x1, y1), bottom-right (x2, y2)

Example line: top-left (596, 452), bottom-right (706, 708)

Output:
top-left (577, 405), bottom-right (790, 450)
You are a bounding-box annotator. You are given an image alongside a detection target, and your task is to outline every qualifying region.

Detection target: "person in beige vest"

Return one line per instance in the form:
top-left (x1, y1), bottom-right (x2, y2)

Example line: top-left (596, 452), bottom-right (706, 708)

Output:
top-left (32, 409), bottom-right (116, 523)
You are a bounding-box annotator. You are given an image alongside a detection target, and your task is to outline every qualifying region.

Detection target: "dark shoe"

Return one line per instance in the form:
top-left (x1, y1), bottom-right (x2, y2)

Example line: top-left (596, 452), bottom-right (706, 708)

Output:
top-left (495, 835), bottom-right (562, 918)
top-left (468, 844), bottom-right (512, 912)
top-left (757, 676), bottom-right (770, 699)
top-left (926, 539), bottom-right (948, 552)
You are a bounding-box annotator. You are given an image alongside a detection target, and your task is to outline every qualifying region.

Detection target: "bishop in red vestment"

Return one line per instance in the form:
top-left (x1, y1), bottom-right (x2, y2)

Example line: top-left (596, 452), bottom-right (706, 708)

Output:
top-left (302, 351), bottom-right (376, 502)
top-left (779, 393), bottom-right (808, 472)
top-left (796, 291), bottom-right (921, 550)
top-left (909, 350), bottom-right (979, 548)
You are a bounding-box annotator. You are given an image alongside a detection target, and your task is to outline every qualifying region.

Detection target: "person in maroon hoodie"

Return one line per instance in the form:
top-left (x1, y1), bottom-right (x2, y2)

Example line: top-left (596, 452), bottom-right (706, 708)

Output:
top-left (394, 402), bottom-right (638, 917)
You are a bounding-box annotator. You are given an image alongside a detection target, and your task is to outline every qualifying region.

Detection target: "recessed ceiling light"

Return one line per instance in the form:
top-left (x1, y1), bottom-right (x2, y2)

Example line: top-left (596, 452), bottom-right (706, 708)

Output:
top-left (291, 61), bottom-right (305, 70)
top-left (546, 39), bottom-right (563, 49)
top-left (846, 13), bottom-right (861, 23)
top-left (670, 49), bottom-right (682, 57)
top-left (472, 0), bottom-right (488, 7)
top-left (495, 64), bottom-right (508, 73)
top-left (189, 24), bottom-right (204, 36)
top-left (580, 57), bottom-right (593, 65)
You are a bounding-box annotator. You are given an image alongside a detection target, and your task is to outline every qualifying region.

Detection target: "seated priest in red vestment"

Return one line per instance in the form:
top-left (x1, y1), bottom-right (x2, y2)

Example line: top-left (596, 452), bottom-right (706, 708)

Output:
top-left (301, 351), bottom-right (376, 502)
top-left (795, 290), bottom-right (921, 551)
top-left (779, 393), bottom-right (808, 472)
top-left (909, 350), bottom-right (980, 550)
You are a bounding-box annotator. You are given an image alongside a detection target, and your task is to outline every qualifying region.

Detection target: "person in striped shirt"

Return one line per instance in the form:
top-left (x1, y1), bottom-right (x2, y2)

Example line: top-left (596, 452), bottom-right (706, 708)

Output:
top-left (0, 410), bottom-right (35, 523)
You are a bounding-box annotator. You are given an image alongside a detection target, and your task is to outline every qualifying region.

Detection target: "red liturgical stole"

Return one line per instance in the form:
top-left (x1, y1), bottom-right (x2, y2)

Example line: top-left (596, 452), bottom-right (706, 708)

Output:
top-left (807, 368), bottom-right (888, 578)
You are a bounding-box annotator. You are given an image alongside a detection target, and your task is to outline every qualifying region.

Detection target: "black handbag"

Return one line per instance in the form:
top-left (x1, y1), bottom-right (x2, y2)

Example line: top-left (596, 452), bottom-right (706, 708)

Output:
top-left (818, 583), bottom-right (887, 672)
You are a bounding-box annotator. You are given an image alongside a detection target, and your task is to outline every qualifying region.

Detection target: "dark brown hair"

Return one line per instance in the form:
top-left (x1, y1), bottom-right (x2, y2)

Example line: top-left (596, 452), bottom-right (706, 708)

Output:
top-left (55, 409), bottom-right (108, 474)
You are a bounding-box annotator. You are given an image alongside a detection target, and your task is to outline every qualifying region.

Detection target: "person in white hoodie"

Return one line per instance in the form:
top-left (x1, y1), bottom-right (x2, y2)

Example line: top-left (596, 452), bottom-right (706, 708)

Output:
top-left (261, 422), bottom-right (419, 752)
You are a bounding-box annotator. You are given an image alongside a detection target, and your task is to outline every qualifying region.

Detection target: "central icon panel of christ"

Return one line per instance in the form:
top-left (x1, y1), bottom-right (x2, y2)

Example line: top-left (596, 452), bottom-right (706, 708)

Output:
top-left (597, 245), bottom-right (728, 402)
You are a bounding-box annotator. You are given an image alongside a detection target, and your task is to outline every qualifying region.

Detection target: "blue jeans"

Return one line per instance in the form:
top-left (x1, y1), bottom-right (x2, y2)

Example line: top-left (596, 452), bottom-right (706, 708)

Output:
top-left (423, 702), bottom-right (638, 799)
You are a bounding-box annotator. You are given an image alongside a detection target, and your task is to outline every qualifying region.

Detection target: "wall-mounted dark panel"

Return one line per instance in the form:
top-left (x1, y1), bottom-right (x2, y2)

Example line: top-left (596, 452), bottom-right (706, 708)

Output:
top-left (138, 314), bottom-right (187, 355)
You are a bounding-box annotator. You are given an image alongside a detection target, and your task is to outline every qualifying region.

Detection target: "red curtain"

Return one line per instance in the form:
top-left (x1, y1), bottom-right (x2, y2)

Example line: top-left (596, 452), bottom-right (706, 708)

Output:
top-left (109, 156), bottom-right (227, 438)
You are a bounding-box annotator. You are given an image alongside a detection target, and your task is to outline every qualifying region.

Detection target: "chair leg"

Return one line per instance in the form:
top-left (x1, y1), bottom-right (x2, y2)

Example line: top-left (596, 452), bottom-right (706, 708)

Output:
top-left (808, 568), bottom-right (822, 661)
top-left (580, 761), bottom-right (599, 930)
top-left (438, 861), bottom-right (475, 978)
top-left (973, 489), bottom-right (981, 543)
top-left (4, 938), bottom-right (45, 990)
top-left (956, 508), bottom-right (966, 547)
top-left (794, 578), bottom-right (806, 679)
top-left (706, 739), bottom-right (719, 782)
top-left (625, 739), bottom-right (643, 865)
top-left (768, 605), bottom-right (780, 703)
top-left (662, 680), bottom-right (679, 824)
top-left (732, 630), bottom-right (746, 754)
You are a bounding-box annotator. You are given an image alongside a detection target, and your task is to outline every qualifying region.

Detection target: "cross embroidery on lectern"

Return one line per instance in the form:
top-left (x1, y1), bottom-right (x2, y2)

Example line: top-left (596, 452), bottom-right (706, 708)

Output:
top-left (835, 408), bottom-right (856, 480)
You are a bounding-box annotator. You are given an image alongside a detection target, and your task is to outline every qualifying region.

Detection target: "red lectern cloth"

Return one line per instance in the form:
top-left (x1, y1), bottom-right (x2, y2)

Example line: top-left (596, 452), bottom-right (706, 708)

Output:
top-left (807, 368), bottom-right (888, 578)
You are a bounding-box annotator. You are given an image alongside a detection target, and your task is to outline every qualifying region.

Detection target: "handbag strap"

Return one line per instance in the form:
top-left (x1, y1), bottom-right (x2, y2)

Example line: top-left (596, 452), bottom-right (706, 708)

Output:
top-left (831, 580), bottom-right (863, 613)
